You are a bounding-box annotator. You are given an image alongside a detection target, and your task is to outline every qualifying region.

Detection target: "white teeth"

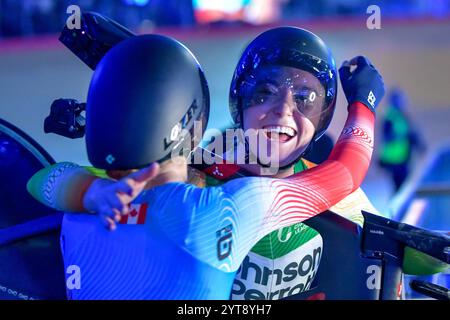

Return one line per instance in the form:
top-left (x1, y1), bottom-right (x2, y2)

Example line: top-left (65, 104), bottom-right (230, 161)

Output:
top-left (263, 126), bottom-right (296, 137)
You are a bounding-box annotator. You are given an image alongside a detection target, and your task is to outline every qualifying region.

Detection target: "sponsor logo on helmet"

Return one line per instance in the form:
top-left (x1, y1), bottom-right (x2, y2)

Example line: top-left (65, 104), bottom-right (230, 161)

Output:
top-left (164, 100), bottom-right (199, 150)
top-left (105, 154), bottom-right (115, 164)
top-left (170, 123), bottom-right (182, 142)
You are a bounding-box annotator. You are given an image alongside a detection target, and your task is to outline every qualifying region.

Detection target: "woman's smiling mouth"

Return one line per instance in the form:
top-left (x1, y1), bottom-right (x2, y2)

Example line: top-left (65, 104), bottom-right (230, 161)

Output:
top-left (262, 125), bottom-right (297, 142)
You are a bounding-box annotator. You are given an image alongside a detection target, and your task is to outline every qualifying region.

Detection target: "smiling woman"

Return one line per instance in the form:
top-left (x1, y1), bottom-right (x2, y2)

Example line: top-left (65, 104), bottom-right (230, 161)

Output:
top-left (229, 27), bottom-right (338, 175)
top-left (241, 66), bottom-right (325, 168)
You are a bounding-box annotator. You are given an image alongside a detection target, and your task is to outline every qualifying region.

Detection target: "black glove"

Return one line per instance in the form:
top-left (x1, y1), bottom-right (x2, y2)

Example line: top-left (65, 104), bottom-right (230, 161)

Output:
top-left (339, 56), bottom-right (385, 113)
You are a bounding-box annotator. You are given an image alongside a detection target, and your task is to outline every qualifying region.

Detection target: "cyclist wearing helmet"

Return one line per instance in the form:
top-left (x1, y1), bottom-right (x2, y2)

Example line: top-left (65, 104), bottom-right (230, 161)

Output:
top-left (199, 27), bottom-right (384, 299)
top-left (25, 28), bottom-right (382, 298)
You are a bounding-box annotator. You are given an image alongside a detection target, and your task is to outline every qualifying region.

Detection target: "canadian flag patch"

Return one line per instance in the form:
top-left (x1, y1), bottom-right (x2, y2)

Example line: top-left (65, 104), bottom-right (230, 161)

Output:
top-left (119, 203), bottom-right (148, 225)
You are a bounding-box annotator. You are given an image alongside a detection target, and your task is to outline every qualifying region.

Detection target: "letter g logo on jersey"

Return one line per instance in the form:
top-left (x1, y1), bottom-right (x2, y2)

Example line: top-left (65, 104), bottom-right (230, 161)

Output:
top-left (217, 224), bottom-right (233, 261)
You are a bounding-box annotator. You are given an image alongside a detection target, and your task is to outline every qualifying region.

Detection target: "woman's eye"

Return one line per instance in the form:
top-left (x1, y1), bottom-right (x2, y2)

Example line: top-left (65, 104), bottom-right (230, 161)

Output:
top-left (294, 94), bottom-right (309, 104)
top-left (252, 86), bottom-right (277, 104)
top-left (294, 90), bottom-right (319, 113)
top-left (253, 94), bottom-right (268, 104)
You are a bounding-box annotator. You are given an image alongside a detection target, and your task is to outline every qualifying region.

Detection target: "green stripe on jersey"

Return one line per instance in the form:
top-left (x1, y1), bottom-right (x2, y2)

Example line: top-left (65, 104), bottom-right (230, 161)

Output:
top-left (250, 223), bottom-right (319, 259)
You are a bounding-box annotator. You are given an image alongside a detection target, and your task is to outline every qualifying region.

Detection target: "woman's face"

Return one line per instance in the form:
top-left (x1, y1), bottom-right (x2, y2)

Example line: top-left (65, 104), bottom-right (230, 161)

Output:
top-left (242, 66), bottom-right (325, 168)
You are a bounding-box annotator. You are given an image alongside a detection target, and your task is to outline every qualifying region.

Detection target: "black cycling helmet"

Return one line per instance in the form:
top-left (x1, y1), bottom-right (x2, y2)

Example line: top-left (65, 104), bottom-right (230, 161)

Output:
top-left (229, 26), bottom-right (337, 144)
top-left (86, 34), bottom-right (209, 170)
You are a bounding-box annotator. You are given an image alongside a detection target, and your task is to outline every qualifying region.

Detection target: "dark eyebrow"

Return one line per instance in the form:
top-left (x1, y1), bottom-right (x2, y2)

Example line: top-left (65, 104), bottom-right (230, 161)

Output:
top-left (292, 86), bottom-right (316, 93)
top-left (254, 78), bottom-right (280, 87)
top-left (293, 82), bottom-right (326, 95)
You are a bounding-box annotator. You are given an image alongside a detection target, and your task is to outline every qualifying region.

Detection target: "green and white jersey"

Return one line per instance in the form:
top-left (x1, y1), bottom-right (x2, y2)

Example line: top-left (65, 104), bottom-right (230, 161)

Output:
top-left (231, 180), bottom-right (379, 300)
top-left (232, 222), bottom-right (322, 300)
top-left (204, 159), bottom-right (379, 300)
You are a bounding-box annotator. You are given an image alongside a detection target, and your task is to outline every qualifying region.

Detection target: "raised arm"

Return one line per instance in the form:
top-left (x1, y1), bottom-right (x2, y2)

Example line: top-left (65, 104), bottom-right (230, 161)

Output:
top-left (270, 101), bottom-right (374, 227)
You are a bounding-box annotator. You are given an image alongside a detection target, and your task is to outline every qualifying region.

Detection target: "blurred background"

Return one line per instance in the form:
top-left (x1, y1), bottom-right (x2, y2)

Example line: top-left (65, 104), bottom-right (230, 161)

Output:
top-left (0, 0), bottom-right (449, 298)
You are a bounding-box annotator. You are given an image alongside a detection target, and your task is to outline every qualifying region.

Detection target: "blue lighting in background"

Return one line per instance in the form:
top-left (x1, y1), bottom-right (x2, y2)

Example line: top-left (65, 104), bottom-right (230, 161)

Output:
top-left (123, 0), bottom-right (150, 7)
top-left (193, 0), bottom-right (248, 13)
top-left (134, 0), bottom-right (150, 6)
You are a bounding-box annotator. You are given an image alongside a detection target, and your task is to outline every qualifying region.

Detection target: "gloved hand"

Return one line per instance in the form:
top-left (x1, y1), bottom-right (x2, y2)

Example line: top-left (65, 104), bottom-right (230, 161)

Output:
top-left (339, 56), bottom-right (385, 113)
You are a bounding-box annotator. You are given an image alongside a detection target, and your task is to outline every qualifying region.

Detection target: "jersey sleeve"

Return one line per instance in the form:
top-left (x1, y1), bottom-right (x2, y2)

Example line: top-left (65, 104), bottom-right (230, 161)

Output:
top-left (274, 101), bottom-right (375, 224)
top-left (27, 162), bottom-right (100, 211)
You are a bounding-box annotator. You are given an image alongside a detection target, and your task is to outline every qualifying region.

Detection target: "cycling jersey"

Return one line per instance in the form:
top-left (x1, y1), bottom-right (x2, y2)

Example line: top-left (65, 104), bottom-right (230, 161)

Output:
top-left (61, 103), bottom-right (375, 299)
top-left (230, 162), bottom-right (379, 300)
top-left (200, 159), bottom-right (379, 300)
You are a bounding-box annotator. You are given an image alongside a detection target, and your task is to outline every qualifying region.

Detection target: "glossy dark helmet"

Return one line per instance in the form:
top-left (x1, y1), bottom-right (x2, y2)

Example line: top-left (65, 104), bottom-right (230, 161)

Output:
top-left (229, 26), bottom-right (338, 143)
top-left (86, 34), bottom-right (210, 170)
